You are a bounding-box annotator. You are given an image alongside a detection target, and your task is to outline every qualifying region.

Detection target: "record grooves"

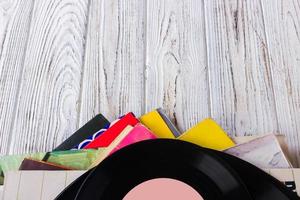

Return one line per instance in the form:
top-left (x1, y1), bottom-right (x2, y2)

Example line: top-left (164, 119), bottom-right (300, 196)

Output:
top-left (56, 139), bottom-right (300, 200)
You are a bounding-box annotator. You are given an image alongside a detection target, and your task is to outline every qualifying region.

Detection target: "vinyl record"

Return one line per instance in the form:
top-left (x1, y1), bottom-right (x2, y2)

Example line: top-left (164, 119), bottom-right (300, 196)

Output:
top-left (57, 139), bottom-right (252, 200)
top-left (56, 139), bottom-right (300, 200)
top-left (212, 150), bottom-right (300, 200)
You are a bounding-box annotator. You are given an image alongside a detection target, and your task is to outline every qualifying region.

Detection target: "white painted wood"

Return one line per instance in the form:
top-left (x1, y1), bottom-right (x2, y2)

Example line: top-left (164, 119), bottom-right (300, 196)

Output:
top-left (17, 171), bottom-right (44, 200)
top-left (293, 169), bottom-right (300, 195)
top-left (7, 0), bottom-right (89, 154)
top-left (261, 0), bottom-right (300, 166)
top-left (41, 171), bottom-right (66, 200)
top-left (65, 170), bottom-right (84, 186)
top-left (204, 0), bottom-right (278, 137)
top-left (270, 168), bottom-right (294, 182)
top-left (0, 0), bottom-right (34, 155)
top-left (78, 0), bottom-right (146, 124)
top-left (1, 171), bottom-right (86, 199)
top-left (145, 0), bottom-right (210, 132)
top-left (0, 186), bottom-right (3, 200)
top-left (2, 171), bottom-right (20, 200)
top-left (0, 0), bottom-right (299, 167)
top-left (0, 0), bottom-right (19, 55)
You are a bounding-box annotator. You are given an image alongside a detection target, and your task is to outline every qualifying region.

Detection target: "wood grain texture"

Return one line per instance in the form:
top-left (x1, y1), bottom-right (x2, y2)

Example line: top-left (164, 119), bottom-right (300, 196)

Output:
top-left (145, 0), bottom-right (210, 132)
top-left (0, 0), bottom-right (300, 166)
top-left (8, 0), bottom-right (89, 154)
top-left (0, 0), bottom-right (19, 55)
top-left (261, 0), bottom-right (300, 166)
top-left (78, 0), bottom-right (145, 124)
top-left (1, 171), bottom-right (85, 200)
top-left (0, 0), bottom-right (34, 154)
top-left (204, 0), bottom-right (278, 137)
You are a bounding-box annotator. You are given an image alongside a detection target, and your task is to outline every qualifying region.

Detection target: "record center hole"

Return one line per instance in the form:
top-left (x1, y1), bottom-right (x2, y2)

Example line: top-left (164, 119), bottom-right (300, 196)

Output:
top-left (123, 178), bottom-right (204, 200)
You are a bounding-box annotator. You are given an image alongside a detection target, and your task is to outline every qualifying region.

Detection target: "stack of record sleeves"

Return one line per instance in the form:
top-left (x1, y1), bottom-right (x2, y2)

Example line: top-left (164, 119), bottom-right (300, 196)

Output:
top-left (0, 108), bottom-right (299, 200)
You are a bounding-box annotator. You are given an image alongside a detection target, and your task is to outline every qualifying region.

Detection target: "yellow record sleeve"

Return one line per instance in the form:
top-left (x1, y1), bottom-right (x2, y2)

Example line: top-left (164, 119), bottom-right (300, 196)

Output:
top-left (139, 110), bottom-right (175, 139)
top-left (178, 118), bottom-right (235, 150)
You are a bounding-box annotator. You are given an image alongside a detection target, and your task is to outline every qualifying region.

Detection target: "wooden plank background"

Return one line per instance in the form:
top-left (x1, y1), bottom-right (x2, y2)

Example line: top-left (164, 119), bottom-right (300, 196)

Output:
top-left (0, 0), bottom-right (300, 166)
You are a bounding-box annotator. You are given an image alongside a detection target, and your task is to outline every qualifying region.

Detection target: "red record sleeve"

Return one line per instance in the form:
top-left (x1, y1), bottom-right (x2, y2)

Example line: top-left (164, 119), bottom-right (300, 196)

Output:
top-left (84, 112), bottom-right (139, 149)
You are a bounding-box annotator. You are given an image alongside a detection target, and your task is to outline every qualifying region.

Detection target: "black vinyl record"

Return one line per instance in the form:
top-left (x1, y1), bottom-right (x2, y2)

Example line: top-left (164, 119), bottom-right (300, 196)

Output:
top-left (56, 139), bottom-right (300, 200)
top-left (57, 139), bottom-right (251, 199)
top-left (212, 150), bottom-right (300, 200)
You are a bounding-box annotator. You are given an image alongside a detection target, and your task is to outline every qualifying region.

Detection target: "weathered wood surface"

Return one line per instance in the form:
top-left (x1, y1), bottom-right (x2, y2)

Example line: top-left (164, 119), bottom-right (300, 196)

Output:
top-left (0, 0), bottom-right (300, 166)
